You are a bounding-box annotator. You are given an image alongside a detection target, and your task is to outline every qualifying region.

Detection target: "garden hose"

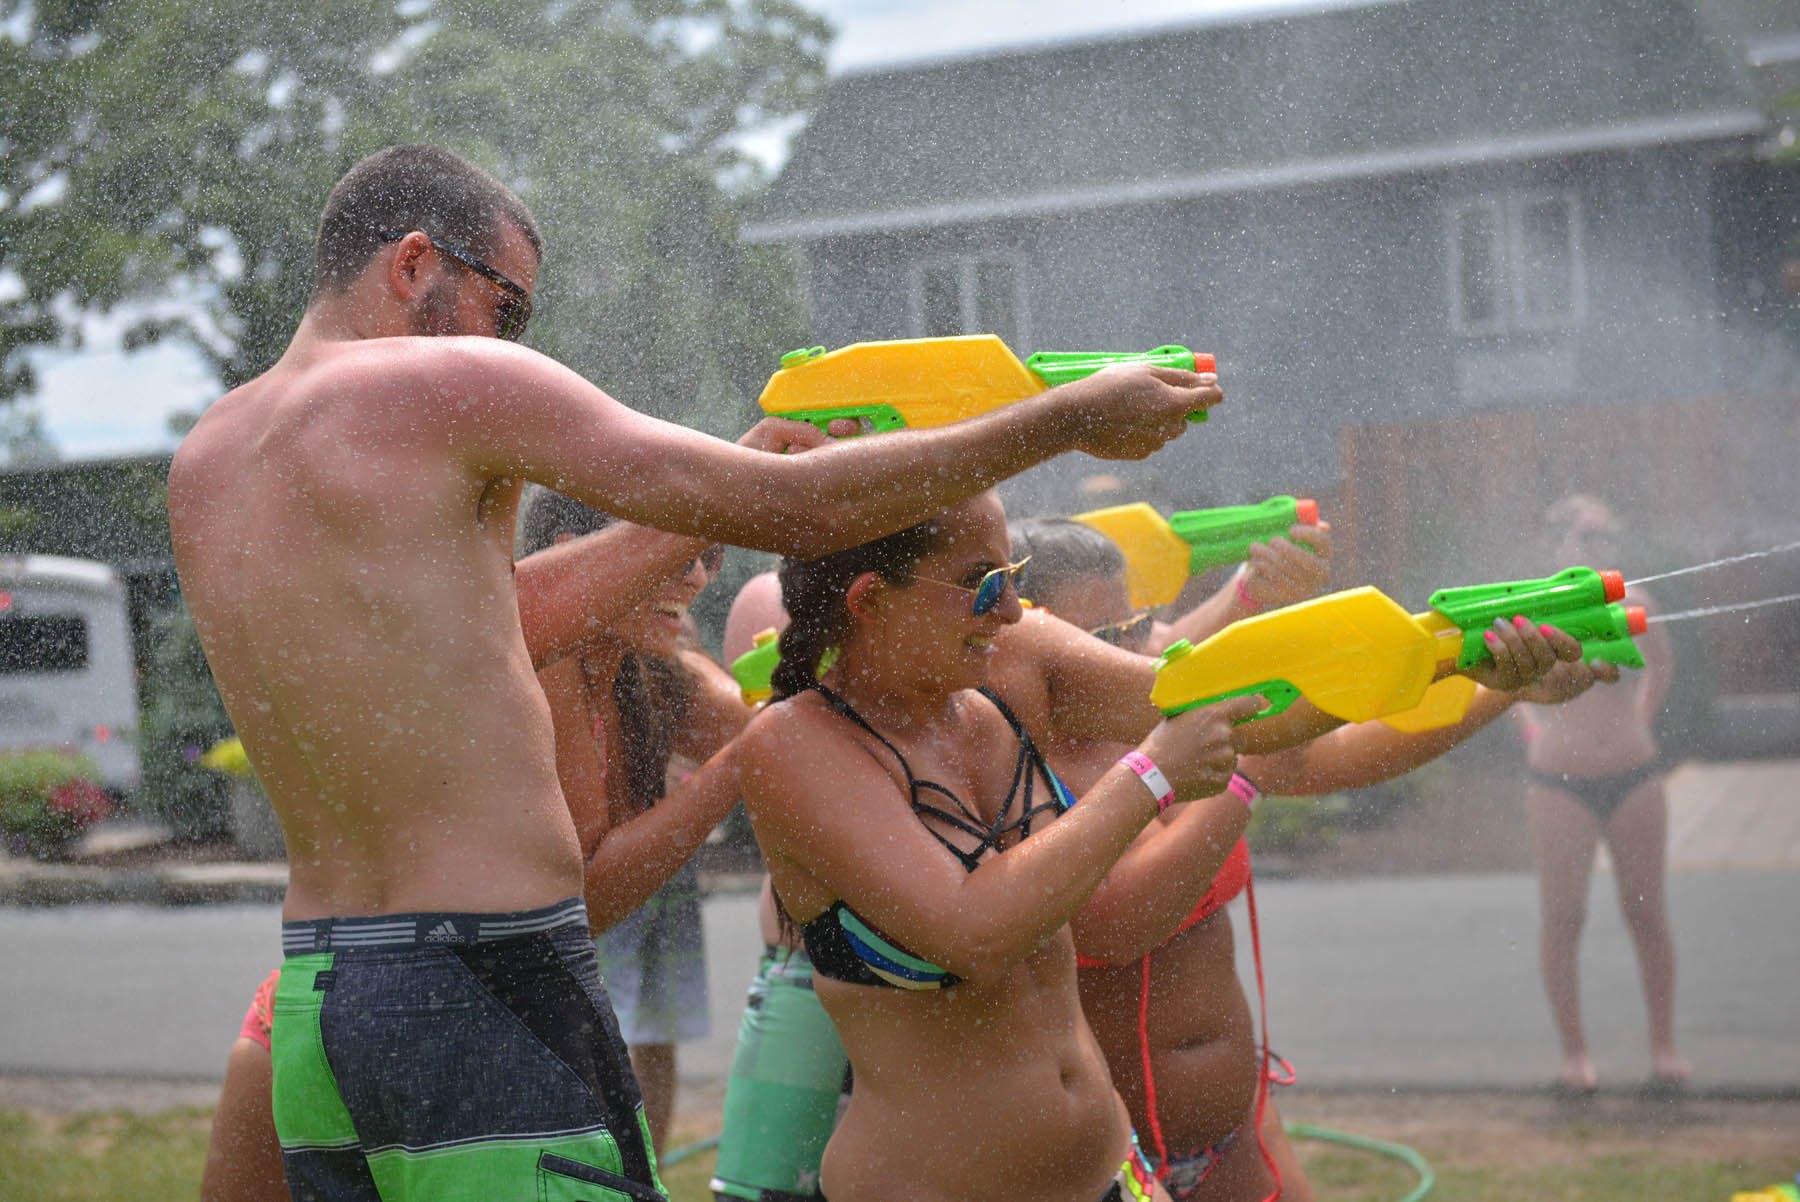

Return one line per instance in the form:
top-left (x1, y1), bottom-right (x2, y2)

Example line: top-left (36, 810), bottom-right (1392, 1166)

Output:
top-left (1285, 1121), bottom-right (1436, 1202)
top-left (657, 1133), bottom-right (721, 1170)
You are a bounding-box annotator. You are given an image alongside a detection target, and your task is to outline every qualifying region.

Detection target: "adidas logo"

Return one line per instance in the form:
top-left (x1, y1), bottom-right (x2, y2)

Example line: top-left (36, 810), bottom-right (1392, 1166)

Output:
top-left (422, 920), bottom-right (463, 943)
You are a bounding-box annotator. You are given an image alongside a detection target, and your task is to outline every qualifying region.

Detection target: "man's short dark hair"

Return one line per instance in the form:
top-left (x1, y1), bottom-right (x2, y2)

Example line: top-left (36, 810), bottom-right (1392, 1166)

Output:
top-left (1008, 517), bottom-right (1126, 601)
top-left (313, 144), bottom-right (544, 295)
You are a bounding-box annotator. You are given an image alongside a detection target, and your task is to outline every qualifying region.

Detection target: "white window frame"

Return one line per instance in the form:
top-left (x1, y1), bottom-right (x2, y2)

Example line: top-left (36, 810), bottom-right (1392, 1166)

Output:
top-left (1447, 190), bottom-right (1586, 335)
top-left (907, 254), bottom-right (1030, 346)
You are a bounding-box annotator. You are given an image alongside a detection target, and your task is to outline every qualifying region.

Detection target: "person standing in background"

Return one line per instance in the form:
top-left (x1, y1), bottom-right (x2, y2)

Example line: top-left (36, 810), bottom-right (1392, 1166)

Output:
top-left (1513, 494), bottom-right (1688, 1095)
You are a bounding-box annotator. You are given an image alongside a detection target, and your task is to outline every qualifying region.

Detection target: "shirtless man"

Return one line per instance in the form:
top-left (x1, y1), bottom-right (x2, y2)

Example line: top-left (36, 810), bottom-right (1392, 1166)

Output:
top-left (166, 143), bottom-right (1217, 1202)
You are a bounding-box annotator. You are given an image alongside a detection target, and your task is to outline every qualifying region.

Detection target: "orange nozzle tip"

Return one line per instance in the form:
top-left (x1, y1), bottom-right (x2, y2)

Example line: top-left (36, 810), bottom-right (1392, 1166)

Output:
top-left (1295, 498), bottom-right (1319, 526)
top-left (1193, 352), bottom-right (1216, 373)
top-left (1626, 606), bottom-right (1648, 636)
top-left (1598, 569), bottom-right (1626, 603)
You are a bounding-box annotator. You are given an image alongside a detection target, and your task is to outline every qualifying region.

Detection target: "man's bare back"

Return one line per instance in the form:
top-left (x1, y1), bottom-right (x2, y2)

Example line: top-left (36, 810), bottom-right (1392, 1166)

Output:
top-left (172, 336), bottom-right (585, 920)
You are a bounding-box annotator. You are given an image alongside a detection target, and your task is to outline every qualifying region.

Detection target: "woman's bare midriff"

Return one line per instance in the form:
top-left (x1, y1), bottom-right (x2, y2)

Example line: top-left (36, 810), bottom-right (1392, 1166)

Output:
top-left (1078, 910), bottom-right (1259, 1156)
top-left (1524, 679), bottom-right (1658, 778)
top-left (819, 938), bottom-right (1133, 1202)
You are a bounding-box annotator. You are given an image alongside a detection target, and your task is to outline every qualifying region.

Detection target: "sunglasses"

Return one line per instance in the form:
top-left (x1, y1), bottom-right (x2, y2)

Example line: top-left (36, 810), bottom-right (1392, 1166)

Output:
top-left (1087, 611), bottom-right (1154, 648)
top-left (698, 544), bottom-right (726, 575)
top-left (379, 229), bottom-right (533, 342)
top-left (912, 556), bottom-right (1032, 616)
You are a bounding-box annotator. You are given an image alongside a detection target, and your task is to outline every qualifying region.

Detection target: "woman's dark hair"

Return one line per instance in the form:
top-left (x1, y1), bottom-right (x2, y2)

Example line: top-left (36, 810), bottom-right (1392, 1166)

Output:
top-left (313, 143), bottom-right (544, 297)
top-left (517, 486), bottom-right (691, 813)
top-left (1007, 517), bottom-right (1126, 606)
top-left (770, 515), bottom-right (954, 702)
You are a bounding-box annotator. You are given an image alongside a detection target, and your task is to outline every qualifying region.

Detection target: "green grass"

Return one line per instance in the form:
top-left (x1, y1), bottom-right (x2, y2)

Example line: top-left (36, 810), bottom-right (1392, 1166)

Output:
top-left (0, 1108), bottom-right (212, 1202)
top-left (0, 1106), bottom-right (1790, 1202)
top-left (1291, 1132), bottom-right (1795, 1202)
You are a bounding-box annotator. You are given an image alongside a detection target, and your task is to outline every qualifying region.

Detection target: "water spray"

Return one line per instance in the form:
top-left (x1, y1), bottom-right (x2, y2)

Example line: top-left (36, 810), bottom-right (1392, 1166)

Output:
top-left (1626, 540), bottom-right (1800, 588)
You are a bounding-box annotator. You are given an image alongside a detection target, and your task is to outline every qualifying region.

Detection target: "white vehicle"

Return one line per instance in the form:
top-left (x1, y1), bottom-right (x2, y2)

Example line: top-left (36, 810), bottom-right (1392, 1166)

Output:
top-left (0, 554), bottom-right (141, 794)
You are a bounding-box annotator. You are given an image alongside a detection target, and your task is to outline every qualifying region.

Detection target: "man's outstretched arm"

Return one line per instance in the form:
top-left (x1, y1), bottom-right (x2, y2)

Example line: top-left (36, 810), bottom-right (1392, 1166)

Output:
top-left (447, 340), bottom-right (1222, 557)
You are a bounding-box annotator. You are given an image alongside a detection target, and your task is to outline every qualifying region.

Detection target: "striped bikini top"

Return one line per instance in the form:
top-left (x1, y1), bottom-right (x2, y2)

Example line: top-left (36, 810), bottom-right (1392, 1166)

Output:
top-left (796, 683), bottom-right (1078, 990)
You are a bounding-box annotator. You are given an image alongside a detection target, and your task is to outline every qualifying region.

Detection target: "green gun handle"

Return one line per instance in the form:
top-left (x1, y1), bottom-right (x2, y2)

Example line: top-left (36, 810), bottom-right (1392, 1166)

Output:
top-left (774, 404), bottom-right (909, 436)
top-left (1581, 635), bottom-right (1647, 671)
top-left (1159, 680), bottom-right (1301, 725)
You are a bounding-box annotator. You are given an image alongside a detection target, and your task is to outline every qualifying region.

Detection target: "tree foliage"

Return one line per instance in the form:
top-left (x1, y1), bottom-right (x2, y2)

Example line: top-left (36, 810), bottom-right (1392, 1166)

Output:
top-left (0, 0), bottom-right (830, 431)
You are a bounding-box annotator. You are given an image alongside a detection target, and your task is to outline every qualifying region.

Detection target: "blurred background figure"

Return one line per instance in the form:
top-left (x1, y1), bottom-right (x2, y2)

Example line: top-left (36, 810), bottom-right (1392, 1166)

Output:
top-left (1512, 494), bottom-right (1688, 1095)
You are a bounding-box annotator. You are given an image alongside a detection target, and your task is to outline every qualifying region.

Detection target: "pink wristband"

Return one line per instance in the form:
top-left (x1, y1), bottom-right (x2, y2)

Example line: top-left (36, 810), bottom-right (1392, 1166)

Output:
top-left (1234, 567), bottom-right (1261, 613)
top-left (1226, 772), bottom-right (1260, 810)
top-left (1119, 751), bottom-right (1175, 814)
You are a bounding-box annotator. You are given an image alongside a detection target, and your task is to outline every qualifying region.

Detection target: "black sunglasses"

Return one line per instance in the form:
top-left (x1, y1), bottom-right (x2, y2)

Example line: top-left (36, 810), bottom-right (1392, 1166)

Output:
top-left (379, 229), bottom-right (532, 342)
top-left (1088, 611), bottom-right (1153, 648)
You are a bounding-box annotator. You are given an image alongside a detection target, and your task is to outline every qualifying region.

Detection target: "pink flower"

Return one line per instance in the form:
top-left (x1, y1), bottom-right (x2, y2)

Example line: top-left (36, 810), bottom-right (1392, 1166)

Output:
top-left (48, 780), bottom-right (111, 828)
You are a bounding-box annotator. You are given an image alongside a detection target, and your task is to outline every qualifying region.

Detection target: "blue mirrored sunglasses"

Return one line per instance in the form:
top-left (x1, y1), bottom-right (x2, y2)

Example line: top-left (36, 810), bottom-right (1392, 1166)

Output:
top-left (913, 556), bottom-right (1032, 616)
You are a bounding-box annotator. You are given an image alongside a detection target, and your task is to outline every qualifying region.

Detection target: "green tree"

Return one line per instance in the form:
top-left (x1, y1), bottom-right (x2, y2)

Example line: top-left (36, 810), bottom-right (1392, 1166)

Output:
top-left (1, 0), bottom-right (829, 431)
top-left (4, 0), bottom-right (831, 828)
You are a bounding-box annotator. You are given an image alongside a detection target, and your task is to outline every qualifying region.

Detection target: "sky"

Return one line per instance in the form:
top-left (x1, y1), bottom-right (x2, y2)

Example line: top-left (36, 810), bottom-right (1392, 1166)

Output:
top-left (19, 0), bottom-right (1352, 462)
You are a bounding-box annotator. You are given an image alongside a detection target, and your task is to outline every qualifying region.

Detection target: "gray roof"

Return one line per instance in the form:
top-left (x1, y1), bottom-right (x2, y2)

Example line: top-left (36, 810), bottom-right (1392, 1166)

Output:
top-left (746, 0), bottom-right (1766, 242)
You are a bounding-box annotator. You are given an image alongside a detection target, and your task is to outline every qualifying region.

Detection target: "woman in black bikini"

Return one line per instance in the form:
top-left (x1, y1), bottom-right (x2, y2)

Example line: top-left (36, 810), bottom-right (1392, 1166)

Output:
top-left (1514, 495), bottom-right (1688, 1094)
top-left (737, 490), bottom-right (1264, 1202)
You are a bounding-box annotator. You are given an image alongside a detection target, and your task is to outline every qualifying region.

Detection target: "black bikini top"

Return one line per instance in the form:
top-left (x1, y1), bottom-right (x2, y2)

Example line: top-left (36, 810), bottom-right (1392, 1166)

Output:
top-left (795, 683), bottom-right (1078, 990)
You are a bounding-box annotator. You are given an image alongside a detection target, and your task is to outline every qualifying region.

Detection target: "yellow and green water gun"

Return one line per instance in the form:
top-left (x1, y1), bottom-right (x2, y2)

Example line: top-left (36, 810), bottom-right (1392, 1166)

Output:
top-left (1074, 496), bottom-right (1321, 608)
top-left (1151, 566), bottom-right (1647, 732)
top-left (757, 335), bottom-right (1215, 435)
top-left (731, 629), bottom-right (782, 707)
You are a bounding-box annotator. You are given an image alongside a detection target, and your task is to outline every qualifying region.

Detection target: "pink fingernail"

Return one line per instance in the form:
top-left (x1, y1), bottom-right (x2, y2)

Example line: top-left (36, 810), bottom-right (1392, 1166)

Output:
top-left (1513, 615), bottom-right (1530, 628)
top-left (1539, 624), bottom-right (1555, 636)
top-left (1484, 630), bottom-right (1500, 646)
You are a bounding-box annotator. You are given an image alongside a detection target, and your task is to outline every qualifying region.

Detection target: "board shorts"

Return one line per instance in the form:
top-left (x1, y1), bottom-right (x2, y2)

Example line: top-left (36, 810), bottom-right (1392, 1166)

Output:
top-left (596, 858), bottom-right (709, 1045)
top-left (272, 897), bottom-right (665, 1202)
top-left (710, 946), bottom-right (849, 1202)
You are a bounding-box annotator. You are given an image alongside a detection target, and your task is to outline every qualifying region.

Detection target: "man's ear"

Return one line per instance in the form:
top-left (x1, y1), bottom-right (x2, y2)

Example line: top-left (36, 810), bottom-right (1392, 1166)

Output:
top-left (386, 230), bottom-right (432, 302)
top-left (844, 571), bottom-right (882, 622)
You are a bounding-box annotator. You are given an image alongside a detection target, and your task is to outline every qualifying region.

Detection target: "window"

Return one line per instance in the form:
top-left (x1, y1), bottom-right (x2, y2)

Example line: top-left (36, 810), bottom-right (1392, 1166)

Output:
top-left (1449, 193), bottom-right (1583, 334)
top-left (0, 615), bottom-right (89, 674)
top-left (912, 257), bottom-right (1025, 345)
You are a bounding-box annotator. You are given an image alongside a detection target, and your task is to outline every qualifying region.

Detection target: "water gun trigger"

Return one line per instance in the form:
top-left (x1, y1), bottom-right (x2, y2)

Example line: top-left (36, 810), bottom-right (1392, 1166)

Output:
top-left (1160, 677), bottom-right (1301, 725)
top-left (786, 405), bottom-right (907, 437)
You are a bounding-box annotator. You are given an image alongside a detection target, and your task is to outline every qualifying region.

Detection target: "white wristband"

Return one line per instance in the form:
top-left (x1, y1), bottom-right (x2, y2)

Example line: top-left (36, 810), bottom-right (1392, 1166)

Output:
top-left (1119, 751), bottom-right (1175, 814)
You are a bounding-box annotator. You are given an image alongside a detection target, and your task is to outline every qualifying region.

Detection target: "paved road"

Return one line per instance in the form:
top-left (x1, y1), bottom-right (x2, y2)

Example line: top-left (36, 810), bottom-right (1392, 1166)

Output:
top-left (4, 867), bottom-right (1795, 1096)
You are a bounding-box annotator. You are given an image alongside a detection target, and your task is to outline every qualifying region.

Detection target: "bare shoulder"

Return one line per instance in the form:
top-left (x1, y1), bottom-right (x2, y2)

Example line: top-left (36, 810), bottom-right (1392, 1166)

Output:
top-left (740, 691), bottom-right (837, 765)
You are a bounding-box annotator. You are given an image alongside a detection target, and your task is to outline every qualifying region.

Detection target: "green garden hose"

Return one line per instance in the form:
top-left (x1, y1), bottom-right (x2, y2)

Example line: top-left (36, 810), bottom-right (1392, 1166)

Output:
top-left (1285, 1121), bottom-right (1436, 1202)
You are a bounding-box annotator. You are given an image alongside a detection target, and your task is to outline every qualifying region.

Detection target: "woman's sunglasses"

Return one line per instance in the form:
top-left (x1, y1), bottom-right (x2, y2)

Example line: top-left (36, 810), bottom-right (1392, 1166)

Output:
top-left (912, 556), bottom-right (1032, 616)
top-left (379, 229), bottom-right (533, 342)
top-left (1087, 611), bottom-right (1153, 648)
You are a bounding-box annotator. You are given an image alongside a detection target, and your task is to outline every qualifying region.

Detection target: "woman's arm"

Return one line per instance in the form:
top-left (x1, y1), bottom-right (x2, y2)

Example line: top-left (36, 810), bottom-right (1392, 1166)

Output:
top-left (579, 744), bottom-right (745, 932)
top-left (541, 653), bottom-right (745, 932)
top-left (1069, 792), bottom-right (1251, 964)
top-left (1241, 655), bottom-right (1618, 795)
top-left (997, 607), bottom-right (1343, 755)
top-left (672, 647), bottom-right (754, 763)
top-left (1151, 522), bottom-right (1333, 653)
top-left (517, 524), bottom-right (709, 670)
top-left (741, 692), bottom-right (1256, 981)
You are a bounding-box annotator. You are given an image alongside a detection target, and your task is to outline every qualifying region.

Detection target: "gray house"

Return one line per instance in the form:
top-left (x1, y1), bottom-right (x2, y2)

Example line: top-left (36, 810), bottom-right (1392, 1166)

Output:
top-left (744, 0), bottom-right (1800, 742)
top-left (745, 0), bottom-right (1792, 511)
